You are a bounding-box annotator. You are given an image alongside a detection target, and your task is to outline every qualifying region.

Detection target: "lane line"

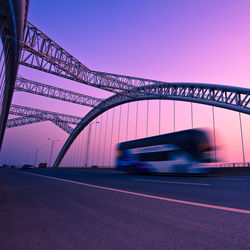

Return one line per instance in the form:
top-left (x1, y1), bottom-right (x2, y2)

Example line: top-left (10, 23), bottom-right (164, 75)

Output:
top-left (23, 172), bottom-right (250, 215)
top-left (134, 178), bottom-right (210, 186)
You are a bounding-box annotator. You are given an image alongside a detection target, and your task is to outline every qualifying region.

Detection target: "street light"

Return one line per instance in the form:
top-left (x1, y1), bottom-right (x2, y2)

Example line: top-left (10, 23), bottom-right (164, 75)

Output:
top-left (24, 152), bottom-right (30, 164)
top-left (48, 138), bottom-right (60, 167)
top-left (34, 147), bottom-right (42, 168)
top-left (85, 122), bottom-right (99, 168)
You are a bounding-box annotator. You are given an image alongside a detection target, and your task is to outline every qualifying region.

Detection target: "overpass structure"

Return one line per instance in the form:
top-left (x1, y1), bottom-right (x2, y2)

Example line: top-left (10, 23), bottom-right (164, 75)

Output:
top-left (0, 1), bottom-right (249, 167)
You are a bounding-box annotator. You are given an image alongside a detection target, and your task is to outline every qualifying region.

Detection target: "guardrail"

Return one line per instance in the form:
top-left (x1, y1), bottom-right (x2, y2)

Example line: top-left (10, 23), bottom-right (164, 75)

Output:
top-left (213, 162), bottom-right (250, 168)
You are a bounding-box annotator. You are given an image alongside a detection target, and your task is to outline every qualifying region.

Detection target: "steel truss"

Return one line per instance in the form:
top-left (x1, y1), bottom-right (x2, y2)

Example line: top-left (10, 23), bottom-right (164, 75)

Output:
top-left (10, 104), bottom-right (81, 124)
top-left (7, 116), bottom-right (45, 128)
top-left (20, 22), bottom-right (250, 103)
top-left (20, 22), bottom-right (134, 93)
top-left (8, 104), bottom-right (82, 134)
top-left (54, 82), bottom-right (250, 167)
top-left (51, 120), bottom-right (73, 134)
top-left (7, 116), bottom-right (74, 134)
top-left (15, 76), bottom-right (102, 107)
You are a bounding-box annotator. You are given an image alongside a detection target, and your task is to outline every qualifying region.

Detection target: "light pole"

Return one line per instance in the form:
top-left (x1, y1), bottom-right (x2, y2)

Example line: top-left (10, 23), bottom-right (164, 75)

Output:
top-left (48, 138), bottom-right (60, 167)
top-left (24, 152), bottom-right (29, 163)
top-left (85, 122), bottom-right (99, 168)
top-left (34, 147), bottom-right (42, 168)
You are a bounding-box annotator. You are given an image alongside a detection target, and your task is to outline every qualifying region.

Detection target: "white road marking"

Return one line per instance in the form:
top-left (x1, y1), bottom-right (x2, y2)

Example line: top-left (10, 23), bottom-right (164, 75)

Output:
top-left (134, 178), bottom-right (210, 186)
top-left (23, 172), bottom-right (250, 215)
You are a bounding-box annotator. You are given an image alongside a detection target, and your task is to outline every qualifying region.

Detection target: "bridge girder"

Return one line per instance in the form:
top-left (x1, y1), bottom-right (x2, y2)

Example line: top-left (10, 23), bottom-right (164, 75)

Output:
top-left (15, 76), bottom-right (102, 107)
top-left (54, 82), bottom-right (250, 168)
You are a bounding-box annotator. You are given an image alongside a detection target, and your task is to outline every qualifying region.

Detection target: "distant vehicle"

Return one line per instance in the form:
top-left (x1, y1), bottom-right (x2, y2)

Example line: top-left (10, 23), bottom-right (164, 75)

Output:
top-left (39, 163), bottom-right (47, 168)
top-left (21, 164), bottom-right (33, 170)
top-left (116, 129), bottom-right (215, 174)
top-left (10, 165), bottom-right (16, 168)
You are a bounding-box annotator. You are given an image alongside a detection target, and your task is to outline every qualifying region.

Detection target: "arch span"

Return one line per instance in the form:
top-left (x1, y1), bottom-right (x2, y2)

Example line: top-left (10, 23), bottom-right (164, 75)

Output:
top-left (54, 82), bottom-right (250, 168)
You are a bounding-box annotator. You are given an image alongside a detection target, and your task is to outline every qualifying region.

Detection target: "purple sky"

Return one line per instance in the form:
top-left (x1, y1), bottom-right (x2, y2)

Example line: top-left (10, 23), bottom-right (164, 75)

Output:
top-left (1, 0), bottom-right (250, 166)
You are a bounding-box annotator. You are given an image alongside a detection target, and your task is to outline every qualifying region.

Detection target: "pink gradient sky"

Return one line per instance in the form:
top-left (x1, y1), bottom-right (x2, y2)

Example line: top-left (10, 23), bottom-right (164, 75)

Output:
top-left (1, 0), bottom-right (250, 166)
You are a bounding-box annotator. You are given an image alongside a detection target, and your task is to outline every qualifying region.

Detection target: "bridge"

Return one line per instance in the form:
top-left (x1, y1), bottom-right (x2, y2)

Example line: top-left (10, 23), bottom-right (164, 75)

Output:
top-left (1, 1), bottom-right (250, 249)
top-left (0, 4), bottom-right (249, 167)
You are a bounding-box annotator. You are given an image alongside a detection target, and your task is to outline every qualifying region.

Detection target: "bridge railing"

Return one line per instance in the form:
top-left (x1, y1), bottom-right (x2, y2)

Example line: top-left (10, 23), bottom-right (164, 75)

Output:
top-left (213, 162), bottom-right (250, 168)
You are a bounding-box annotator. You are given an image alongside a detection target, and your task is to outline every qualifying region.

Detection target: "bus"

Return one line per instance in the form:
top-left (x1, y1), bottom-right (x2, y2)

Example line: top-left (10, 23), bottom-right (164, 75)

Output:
top-left (116, 129), bottom-right (214, 174)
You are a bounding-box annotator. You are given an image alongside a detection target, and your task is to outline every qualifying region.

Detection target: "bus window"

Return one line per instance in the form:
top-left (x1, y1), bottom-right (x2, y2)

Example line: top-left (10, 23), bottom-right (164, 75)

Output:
top-left (137, 151), bottom-right (170, 162)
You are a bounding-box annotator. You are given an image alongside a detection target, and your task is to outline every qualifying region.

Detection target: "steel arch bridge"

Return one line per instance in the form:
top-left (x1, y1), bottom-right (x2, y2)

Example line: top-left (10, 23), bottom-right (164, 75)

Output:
top-left (54, 82), bottom-right (250, 168)
top-left (1, 4), bottom-right (249, 167)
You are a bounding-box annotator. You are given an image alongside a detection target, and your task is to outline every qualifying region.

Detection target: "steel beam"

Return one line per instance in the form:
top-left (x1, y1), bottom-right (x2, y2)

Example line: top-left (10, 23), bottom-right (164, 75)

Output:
top-left (15, 76), bottom-right (102, 107)
top-left (7, 104), bottom-right (82, 134)
top-left (7, 116), bottom-right (44, 128)
top-left (51, 120), bottom-right (73, 134)
top-left (9, 104), bottom-right (82, 125)
top-left (7, 115), bottom-right (74, 134)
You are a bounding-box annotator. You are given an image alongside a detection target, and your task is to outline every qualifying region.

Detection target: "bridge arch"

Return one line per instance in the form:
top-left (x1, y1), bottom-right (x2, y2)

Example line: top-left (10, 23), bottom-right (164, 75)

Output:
top-left (54, 82), bottom-right (250, 167)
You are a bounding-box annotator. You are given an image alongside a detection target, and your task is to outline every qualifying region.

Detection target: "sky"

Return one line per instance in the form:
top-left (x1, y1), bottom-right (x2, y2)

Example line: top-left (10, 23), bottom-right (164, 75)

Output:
top-left (0, 0), bottom-right (250, 166)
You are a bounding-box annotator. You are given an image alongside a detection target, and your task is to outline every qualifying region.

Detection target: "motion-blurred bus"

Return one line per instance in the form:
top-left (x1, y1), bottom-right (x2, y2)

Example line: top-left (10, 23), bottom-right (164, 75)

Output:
top-left (116, 129), bottom-right (214, 174)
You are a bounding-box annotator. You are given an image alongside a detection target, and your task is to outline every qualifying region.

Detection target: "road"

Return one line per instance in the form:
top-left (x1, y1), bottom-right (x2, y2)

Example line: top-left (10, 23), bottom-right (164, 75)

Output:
top-left (0, 168), bottom-right (250, 249)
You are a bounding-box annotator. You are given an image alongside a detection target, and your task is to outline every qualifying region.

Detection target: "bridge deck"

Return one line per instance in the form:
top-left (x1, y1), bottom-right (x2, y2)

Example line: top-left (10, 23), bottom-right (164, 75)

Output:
top-left (1, 168), bottom-right (250, 249)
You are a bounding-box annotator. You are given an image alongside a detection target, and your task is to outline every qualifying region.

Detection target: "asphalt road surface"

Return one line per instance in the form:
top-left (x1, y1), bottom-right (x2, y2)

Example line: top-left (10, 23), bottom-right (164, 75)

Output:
top-left (1, 168), bottom-right (250, 249)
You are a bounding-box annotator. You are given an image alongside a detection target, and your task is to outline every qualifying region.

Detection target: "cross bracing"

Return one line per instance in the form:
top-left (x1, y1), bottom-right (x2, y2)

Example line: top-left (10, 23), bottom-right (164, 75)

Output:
top-left (54, 82), bottom-right (250, 167)
top-left (15, 76), bottom-right (102, 107)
